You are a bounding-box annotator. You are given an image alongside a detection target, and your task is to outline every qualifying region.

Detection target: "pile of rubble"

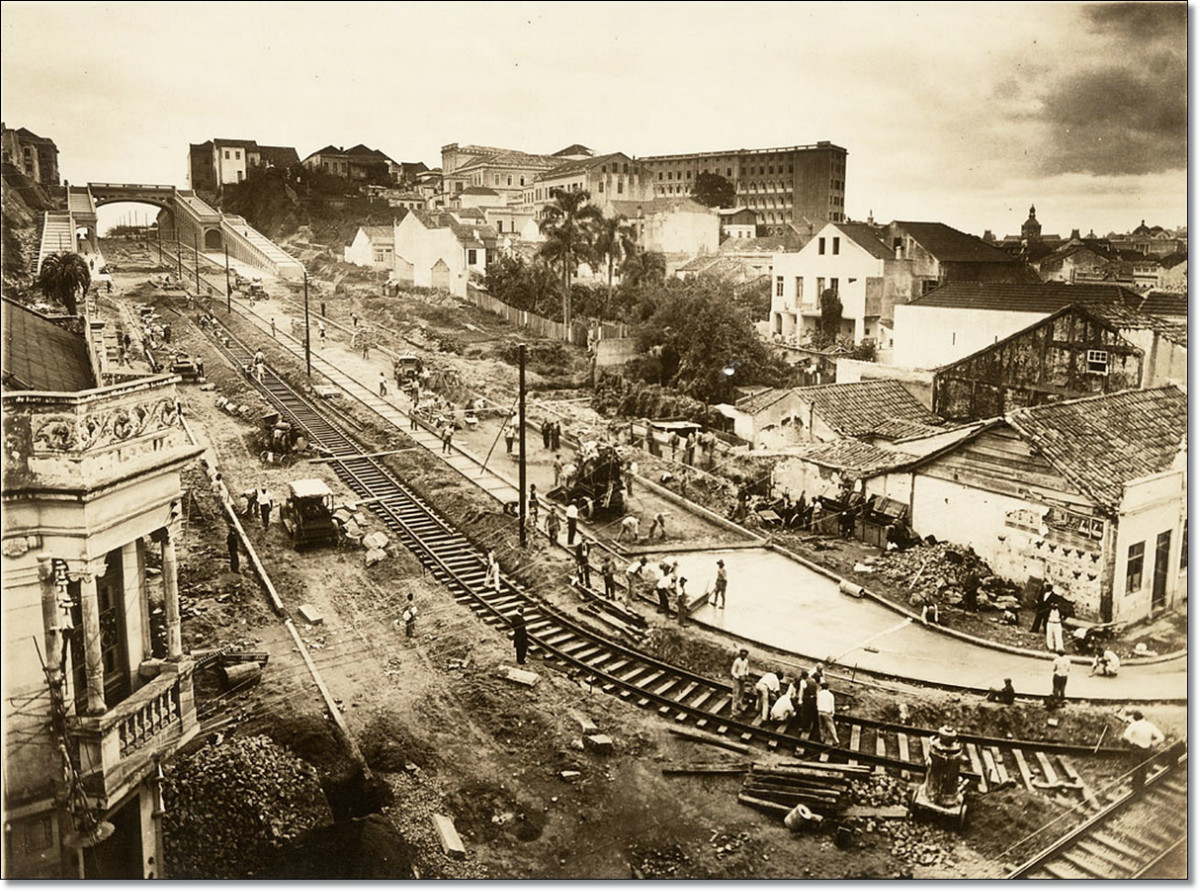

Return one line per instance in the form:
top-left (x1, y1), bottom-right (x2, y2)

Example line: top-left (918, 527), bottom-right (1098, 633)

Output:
top-left (866, 543), bottom-right (1021, 612)
top-left (629, 844), bottom-right (690, 878)
top-left (163, 734), bottom-right (333, 878)
top-left (849, 773), bottom-right (910, 809)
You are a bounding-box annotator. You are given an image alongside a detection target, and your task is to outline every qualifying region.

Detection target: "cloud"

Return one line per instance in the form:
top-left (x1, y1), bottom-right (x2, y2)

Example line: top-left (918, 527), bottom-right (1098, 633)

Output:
top-left (1032, 3), bottom-right (1186, 176)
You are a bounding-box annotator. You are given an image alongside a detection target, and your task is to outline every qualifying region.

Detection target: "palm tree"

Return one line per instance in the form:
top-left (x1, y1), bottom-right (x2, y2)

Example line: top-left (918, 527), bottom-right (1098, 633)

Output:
top-left (538, 188), bottom-right (601, 333)
top-left (593, 215), bottom-right (637, 318)
top-left (37, 252), bottom-right (91, 315)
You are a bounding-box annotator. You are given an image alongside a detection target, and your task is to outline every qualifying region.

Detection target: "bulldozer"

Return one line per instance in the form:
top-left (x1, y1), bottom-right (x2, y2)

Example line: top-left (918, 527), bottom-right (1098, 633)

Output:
top-left (279, 478), bottom-right (340, 549)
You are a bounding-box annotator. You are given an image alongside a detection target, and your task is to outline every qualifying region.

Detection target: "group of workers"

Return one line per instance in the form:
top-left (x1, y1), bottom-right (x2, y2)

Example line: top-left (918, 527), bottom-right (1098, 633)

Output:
top-left (730, 650), bottom-right (840, 742)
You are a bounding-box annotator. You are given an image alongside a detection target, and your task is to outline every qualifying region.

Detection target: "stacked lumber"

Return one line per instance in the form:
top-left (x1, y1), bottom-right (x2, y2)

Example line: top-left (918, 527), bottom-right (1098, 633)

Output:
top-left (738, 760), bottom-right (871, 816)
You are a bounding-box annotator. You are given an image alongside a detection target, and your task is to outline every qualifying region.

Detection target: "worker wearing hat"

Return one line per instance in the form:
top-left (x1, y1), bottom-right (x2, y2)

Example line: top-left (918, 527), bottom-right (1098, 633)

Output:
top-left (713, 559), bottom-right (728, 609)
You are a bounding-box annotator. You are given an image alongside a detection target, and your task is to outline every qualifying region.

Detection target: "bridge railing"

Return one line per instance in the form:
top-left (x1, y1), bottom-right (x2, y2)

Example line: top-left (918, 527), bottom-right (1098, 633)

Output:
top-left (88, 182), bottom-right (178, 193)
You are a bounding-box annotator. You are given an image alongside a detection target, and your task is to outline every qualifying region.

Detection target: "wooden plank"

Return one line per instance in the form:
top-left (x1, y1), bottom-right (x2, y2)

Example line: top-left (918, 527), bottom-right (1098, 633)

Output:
top-left (842, 805), bottom-right (910, 820)
top-left (919, 736), bottom-right (932, 764)
top-left (1034, 751), bottom-right (1061, 788)
top-left (988, 747), bottom-right (1011, 788)
top-left (874, 733), bottom-right (888, 775)
top-left (1011, 748), bottom-right (1036, 791)
top-left (1057, 756), bottom-right (1100, 809)
top-left (966, 743), bottom-right (988, 793)
top-left (668, 727), bottom-right (751, 755)
top-left (661, 764), bottom-right (751, 776)
top-left (737, 793), bottom-right (791, 817)
top-left (848, 725), bottom-right (862, 766)
top-left (897, 734), bottom-right (912, 779)
top-left (980, 747), bottom-right (1000, 787)
top-left (431, 814), bottom-right (466, 860)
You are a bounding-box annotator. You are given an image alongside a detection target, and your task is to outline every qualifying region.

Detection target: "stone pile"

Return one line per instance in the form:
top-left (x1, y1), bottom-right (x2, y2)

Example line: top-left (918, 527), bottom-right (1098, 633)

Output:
top-left (163, 734), bottom-right (333, 878)
top-left (869, 543), bottom-right (1020, 611)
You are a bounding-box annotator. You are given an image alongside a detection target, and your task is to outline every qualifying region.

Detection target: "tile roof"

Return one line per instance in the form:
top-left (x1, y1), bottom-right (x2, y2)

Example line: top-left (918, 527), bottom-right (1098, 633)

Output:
top-left (607, 198), bottom-right (715, 218)
top-left (835, 223), bottom-right (894, 260)
top-left (719, 235), bottom-right (798, 254)
top-left (1006, 386), bottom-right (1186, 510)
top-left (2, 299), bottom-right (95, 392)
top-left (868, 417), bottom-right (948, 441)
top-left (907, 282), bottom-right (1143, 313)
top-left (257, 145), bottom-right (299, 165)
top-left (459, 185), bottom-right (500, 196)
top-left (893, 222), bottom-right (1016, 263)
top-left (1134, 291), bottom-right (1188, 318)
top-left (796, 379), bottom-right (944, 438)
top-left (796, 438), bottom-right (917, 477)
top-left (458, 150), bottom-right (559, 171)
top-left (735, 387), bottom-right (795, 415)
top-left (1082, 302), bottom-right (1186, 346)
top-left (541, 152), bottom-right (630, 180)
top-left (553, 143), bottom-right (595, 157)
top-left (360, 225), bottom-right (393, 242)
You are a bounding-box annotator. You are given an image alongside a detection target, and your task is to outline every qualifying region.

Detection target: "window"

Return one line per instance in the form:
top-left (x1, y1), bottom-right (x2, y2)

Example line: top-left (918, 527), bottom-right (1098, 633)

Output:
top-left (623, 163), bottom-right (628, 174)
top-left (519, 176), bottom-right (525, 186)
top-left (598, 181), bottom-right (604, 193)
top-left (1087, 349), bottom-right (1109, 375)
top-left (817, 277), bottom-right (825, 295)
top-left (658, 172), bottom-right (663, 181)
top-left (832, 237), bottom-right (840, 255)
top-left (727, 167), bottom-right (732, 177)
top-left (601, 165), bottom-right (607, 174)
top-left (224, 150), bottom-right (230, 159)
top-left (495, 174), bottom-right (501, 185)
top-left (506, 175), bottom-right (513, 186)
top-left (667, 172), bottom-right (673, 180)
top-left (686, 170), bottom-right (692, 179)
top-left (1182, 521), bottom-right (1189, 570)
top-left (818, 237), bottom-right (826, 255)
top-left (467, 249), bottom-right (478, 265)
top-left (617, 179), bottom-right (624, 194)
top-left (235, 150), bottom-right (241, 160)
top-left (795, 276), bottom-right (803, 303)
top-left (1126, 541), bottom-right (1145, 593)
top-left (775, 276), bottom-right (784, 297)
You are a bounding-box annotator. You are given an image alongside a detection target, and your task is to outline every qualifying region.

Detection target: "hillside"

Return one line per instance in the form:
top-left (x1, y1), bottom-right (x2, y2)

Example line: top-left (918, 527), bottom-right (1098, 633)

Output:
top-left (2, 164), bottom-right (61, 295)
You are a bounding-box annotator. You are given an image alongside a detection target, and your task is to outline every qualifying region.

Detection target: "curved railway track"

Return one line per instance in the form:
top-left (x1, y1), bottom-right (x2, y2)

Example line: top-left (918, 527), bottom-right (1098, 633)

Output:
top-left (1008, 747), bottom-right (1187, 878)
top-left (185, 316), bottom-right (1137, 806)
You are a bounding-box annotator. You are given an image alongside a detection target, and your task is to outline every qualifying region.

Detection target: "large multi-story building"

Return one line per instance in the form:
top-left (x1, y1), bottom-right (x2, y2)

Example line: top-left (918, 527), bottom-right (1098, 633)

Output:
top-left (2, 124), bottom-right (61, 185)
top-left (638, 142), bottom-right (848, 234)
top-left (523, 152), bottom-right (653, 213)
top-left (2, 299), bottom-right (203, 878)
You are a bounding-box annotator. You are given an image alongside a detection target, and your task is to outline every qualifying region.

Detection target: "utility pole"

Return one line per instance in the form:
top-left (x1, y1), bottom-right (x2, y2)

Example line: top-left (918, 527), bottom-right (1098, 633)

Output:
top-left (157, 224), bottom-right (162, 265)
top-left (518, 342), bottom-right (527, 547)
top-left (224, 246), bottom-right (232, 314)
top-left (303, 270), bottom-right (312, 378)
top-left (175, 229), bottom-right (182, 280)
top-left (192, 233), bottom-right (200, 293)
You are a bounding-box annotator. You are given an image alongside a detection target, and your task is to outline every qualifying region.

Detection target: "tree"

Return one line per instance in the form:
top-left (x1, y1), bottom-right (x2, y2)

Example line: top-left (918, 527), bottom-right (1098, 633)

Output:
top-left (635, 276), bottom-right (785, 403)
top-left (37, 251), bottom-right (90, 315)
top-left (482, 253), bottom-right (560, 316)
top-left (691, 172), bottom-right (736, 208)
top-left (619, 250), bottom-right (666, 289)
top-left (818, 287), bottom-right (843, 344)
top-left (538, 188), bottom-right (602, 333)
top-left (593, 215), bottom-right (637, 317)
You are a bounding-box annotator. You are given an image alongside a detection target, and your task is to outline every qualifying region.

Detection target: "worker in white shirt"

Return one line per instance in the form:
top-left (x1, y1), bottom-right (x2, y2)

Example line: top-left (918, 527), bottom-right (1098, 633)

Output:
top-left (816, 682), bottom-right (839, 744)
top-left (1122, 711), bottom-right (1165, 750)
top-left (770, 679), bottom-right (797, 722)
top-left (755, 669), bottom-right (781, 721)
top-left (565, 501), bottom-right (580, 545)
top-left (730, 648), bottom-right (750, 713)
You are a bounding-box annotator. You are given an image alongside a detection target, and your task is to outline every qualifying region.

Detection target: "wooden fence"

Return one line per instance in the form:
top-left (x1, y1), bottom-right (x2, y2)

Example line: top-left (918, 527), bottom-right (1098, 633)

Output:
top-left (462, 286), bottom-right (628, 346)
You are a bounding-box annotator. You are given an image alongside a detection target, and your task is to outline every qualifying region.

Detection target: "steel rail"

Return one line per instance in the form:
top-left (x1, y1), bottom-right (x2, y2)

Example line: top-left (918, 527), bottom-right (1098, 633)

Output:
top-left (186, 315), bottom-right (1136, 793)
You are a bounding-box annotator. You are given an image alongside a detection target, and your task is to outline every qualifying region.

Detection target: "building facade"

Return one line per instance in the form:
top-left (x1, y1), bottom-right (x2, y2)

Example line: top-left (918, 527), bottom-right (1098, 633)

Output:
top-left (638, 142), bottom-right (847, 234)
top-left (524, 152), bottom-right (652, 212)
top-left (187, 139), bottom-right (299, 195)
top-left (2, 125), bottom-right (60, 185)
top-left (344, 225), bottom-right (395, 269)
top-left (3, 372), bottom-right (203, 878)
top-left (392, 209), bottom-right (496, 297)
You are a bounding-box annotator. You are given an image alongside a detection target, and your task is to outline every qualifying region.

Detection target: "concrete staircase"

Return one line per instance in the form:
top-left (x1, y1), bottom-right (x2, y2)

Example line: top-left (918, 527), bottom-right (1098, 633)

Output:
top-left (220, 213), bottom-right (304, 279)
top-left (37, 211), bottom-right (77, 271)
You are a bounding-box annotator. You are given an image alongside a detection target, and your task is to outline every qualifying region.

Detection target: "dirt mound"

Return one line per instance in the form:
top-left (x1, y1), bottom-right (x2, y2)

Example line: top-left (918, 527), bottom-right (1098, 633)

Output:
top-left (444, 778), bottom-right (546, 843)
top-left (269, 813), bottom-right (416, 878)
top-left (163, 734), bottom-right (333, 878)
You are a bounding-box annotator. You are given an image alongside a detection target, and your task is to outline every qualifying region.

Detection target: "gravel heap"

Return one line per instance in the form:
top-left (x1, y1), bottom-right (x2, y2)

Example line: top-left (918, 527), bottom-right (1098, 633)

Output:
top-left (163, 734), bottom-right (333, 878)
top-left (870, 543), bottom-right (1021, 611)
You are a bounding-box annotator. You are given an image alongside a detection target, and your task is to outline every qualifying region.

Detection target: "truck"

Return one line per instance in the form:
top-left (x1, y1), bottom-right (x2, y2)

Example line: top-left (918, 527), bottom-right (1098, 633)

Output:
top-left (279, 478), bottom-right (340, 550)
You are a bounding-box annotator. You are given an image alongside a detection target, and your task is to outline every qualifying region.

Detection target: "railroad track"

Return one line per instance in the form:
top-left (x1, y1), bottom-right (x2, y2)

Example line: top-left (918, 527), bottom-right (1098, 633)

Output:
top-left (186, 316), bottom-right (1138, 809)
top-left (1008, 746), bottom-right (1187, 878)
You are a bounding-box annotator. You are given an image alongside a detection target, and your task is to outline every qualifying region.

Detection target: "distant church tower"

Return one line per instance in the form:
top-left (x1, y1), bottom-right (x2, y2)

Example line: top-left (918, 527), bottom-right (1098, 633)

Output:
top-left (1021, 204), bottom-right (1042, 243)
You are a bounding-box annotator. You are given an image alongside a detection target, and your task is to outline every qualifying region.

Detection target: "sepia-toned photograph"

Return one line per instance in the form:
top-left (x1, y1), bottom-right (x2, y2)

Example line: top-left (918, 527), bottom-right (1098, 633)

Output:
top-left (0, 0), bottom-right (1187, 881)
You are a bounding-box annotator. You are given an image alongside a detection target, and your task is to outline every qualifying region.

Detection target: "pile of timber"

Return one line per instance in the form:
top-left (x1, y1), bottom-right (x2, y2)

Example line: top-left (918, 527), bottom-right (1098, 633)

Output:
top-left (738, 760), bottom-right (872, 817)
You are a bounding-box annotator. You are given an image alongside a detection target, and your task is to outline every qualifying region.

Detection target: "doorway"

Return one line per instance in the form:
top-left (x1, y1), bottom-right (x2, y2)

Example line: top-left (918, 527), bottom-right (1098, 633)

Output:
top-left (1152, 530), bottom-right (1172, 612)
top-left (83, 793), bottom-right (143, 879)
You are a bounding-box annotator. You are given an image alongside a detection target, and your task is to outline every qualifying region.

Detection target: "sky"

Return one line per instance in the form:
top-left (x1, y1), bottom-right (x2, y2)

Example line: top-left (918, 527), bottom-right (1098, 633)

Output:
top-left (1, 1), bottom-right (1188, 237)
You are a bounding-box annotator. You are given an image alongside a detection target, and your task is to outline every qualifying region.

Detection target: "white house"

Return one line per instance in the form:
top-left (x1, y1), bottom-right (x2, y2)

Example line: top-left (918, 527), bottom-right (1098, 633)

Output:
top-left (891, 282), bottom-right (1144, 369)
top-left (770, 222), bottom-right (898, 343)
top-left (393, 210), bottom-right (496, 297)
top-left (343, 225), bottom-right (395, 269)
top-left (607, 197), bottom-right (720, 273)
